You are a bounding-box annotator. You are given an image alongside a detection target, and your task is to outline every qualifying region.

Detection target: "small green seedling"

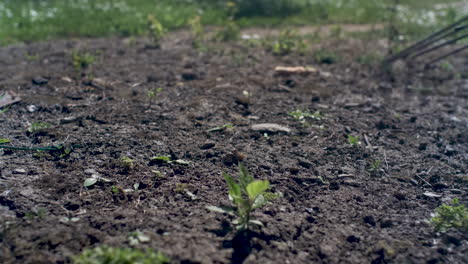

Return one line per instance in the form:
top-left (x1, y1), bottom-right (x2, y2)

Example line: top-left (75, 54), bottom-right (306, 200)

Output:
top-left (348, 135), bottom-right (361, 146)
top-left (0, 108), bottom-right (9, 114)
top-left (148, 87), bottom-right (163, 98)
top-left (430, 198), bottom-right (468, 233)
top-left (207, 123), bottom-right (234, 133)
top-left (72, 51), bottom-right (95, 71)
top-left (84, 178), bottom-right (98, 187)
top-left (208, 163), bottom-right (270, 230)
top-left (368, 160), bottom-right (382, 175)
top-left (147, 87), bottom-right (163, 107)
top-left (0, 138), bottom-right (10, 144)
top-left (84, 175), bottom-right (111, 188)
top-left (120, 156), bottom-right (135, 170)
top-left (188, 16), bottom-right (204, 49)
top-left (54, 145), bottom-right (72, 159)
top-left (111, 185), bottom-right (120, 194)
top-left (151, 155), bottom-right (171, 163)
top-left (28, 122), bottom-right (50, 134)
top-left (73, 246), bottom-right (168, 264)
top-left (150, 156), bottom-right (190, 165)
top-left (272, 29), bottom-right (307, 56)
top-left (288, 110), bottom-right (322, 125)
top-left (147, 15), bottom-right (165, 47)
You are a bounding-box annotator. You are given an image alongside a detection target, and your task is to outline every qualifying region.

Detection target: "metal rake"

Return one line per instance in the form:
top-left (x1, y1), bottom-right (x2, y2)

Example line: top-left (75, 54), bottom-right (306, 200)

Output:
top-left (383, 15), bottom-right (468, 67)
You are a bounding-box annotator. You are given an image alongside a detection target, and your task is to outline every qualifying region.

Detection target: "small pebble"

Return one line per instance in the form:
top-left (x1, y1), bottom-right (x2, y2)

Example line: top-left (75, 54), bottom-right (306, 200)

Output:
top-left (84, 169), bottom-right (98, 175)
top-left (200, 141), bottom-right (215, 150)
top-left (423, 192), bottom-right (442, 198)
top-left (26, 105), bottom-right (37, 113)
top-left (60, 116), bottom-right (81, 124)
top-left (32, 77), bottom-right (49, 85)
top-left (251, 123), bottom-right (291, 134)
top-left (12, 169), bottom-right (27, 174)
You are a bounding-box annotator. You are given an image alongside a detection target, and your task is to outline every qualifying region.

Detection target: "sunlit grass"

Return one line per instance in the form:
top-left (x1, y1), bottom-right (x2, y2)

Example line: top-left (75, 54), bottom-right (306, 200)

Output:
top-left (0, 0), bottom-right (464, 46)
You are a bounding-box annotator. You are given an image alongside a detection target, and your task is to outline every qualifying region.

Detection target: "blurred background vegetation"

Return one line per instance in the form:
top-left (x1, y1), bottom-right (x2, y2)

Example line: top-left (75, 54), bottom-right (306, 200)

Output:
top-left (0, 0), bottom-right (464, 46)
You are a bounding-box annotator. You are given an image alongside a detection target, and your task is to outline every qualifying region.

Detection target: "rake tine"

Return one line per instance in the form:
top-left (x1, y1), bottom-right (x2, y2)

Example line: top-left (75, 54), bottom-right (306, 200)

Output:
top-left (408, 32), bottom-right (468, 60)
top-left (401, 24), bottom-right (468, 59)
top-left (383, 15), bottom-right (468, 64)
top-left (426, 43), bottom-right (468, 66)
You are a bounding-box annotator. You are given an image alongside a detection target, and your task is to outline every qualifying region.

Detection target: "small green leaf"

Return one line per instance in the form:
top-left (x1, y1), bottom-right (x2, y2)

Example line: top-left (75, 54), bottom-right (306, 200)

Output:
top-left (223, 172), bottom-right (241, 200)
top-left (246, 180), bottom-right (270, 200)
top-left (151, 156), bottom-right (171, 163)
top-left (238, 163), bottom-right (253, 190)
top-left (84, 178), bottom-right (98, 187)
top-left (0, 108), bottom-right (9, 114)
top-left (0, 138), bottom-right (11, 144)
top-left (207, 123), bottom-right (233, 132)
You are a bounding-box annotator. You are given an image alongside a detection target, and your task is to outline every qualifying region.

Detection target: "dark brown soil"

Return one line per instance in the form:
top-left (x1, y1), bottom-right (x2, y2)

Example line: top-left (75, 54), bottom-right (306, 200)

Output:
top-left (0, 32), bottom-right (467, 264)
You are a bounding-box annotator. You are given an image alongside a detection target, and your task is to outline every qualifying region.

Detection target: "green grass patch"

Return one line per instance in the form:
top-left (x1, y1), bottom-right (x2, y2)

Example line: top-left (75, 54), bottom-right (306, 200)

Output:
top-left (73, 246), bottom-right (168, 264)
top-left (0, 0), bottom-right (464, 46)
top-left (0, 0), bottom-right (224, 46)
top-left (430, 198), bottom-right (468, 233)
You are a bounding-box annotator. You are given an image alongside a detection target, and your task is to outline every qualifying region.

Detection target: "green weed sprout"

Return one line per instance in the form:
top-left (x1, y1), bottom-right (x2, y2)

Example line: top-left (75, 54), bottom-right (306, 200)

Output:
top-left (207, 123), bottom-right (234, 133)
top-left (146, 87), bottom-right (163, 108)
top-left (147, 15), bottom-right (165, 48)
top-left (288, 109), bottom-right (322, 125)
top-left (347, 135), bottom-right (361, 146)
top-left (72, 51), bottom-right (95, 71)
top-left (272, 29), bottom-right (307, 56)
top-left (73, 246), bottom-right (168, 264)
top-left (148, 87), bottom-right (163, 98)
top-left (188, 16), bottom-right (204, 49)
top-left (150, 155), bottom-right (190, 166)
top-left (208, 163), bottom-right (270, 230)
top-left (430, 198), bottom-right (468, 233)
top-left (0, 138), bottom-right (11, 144)
top-left (120, 156), bottom-right (135, 170)
top-left (28, 122), bottom-right (50, 134)
top-left (368, 160), bottom-right (382, 175)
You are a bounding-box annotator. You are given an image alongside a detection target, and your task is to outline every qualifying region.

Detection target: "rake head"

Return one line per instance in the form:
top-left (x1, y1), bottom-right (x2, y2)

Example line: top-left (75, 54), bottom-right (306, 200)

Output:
top-left (383, 15), bottom-right (468, 68)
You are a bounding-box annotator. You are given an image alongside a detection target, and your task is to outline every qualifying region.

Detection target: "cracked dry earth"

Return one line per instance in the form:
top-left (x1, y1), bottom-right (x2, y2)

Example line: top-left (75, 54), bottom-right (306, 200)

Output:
top-left (0, 33), bottom-right (467, 263)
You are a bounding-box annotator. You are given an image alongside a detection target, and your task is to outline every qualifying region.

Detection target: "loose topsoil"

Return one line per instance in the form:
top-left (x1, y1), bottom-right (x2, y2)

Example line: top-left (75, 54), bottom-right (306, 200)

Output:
top-left (0, 32), bottom-right (467, 264)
